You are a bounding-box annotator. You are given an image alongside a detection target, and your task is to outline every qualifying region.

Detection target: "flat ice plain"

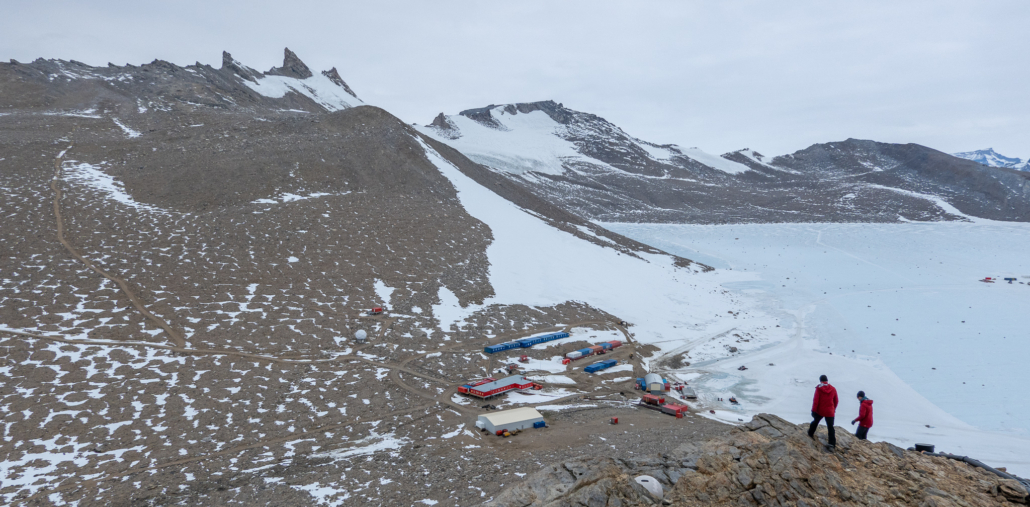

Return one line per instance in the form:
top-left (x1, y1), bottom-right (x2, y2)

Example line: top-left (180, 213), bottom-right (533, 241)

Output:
top-left (606, 221), bottom-right (1030, 474)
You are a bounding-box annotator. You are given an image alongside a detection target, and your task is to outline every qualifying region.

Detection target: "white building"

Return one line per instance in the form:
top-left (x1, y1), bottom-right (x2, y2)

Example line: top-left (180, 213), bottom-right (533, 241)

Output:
top-left (475, 407), bottom-right (544, 433)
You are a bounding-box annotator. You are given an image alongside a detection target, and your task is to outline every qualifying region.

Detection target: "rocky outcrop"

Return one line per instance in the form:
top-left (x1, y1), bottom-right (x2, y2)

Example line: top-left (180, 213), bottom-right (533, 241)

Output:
top-left (321, 67), bottom-right (357, 97)
top-left (266, 47), bottom-right (313, 79)
top-left (484, 414), bottom-right (1029, 506)
top-left (220, 51), bottom-right (259, 82)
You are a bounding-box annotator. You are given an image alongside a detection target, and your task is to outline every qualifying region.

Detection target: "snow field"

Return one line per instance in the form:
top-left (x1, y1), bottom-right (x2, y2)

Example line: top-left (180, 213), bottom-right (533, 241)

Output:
top-left (243, 73), bottom-right (362, 112)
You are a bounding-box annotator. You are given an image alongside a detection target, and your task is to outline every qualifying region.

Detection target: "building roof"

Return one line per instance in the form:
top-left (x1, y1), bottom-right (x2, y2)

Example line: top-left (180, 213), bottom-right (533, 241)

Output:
top-left (471, 375), bottom-right (530, 392)
top-left (477, 407), bottom-right (543, 426)
top-left (643, 373), bottom-right (664, 384)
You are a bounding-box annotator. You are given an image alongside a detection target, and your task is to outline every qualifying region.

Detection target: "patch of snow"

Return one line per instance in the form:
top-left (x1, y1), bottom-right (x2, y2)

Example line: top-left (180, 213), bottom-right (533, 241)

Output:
top-left (419, 108), bottom-right (613, 176)
top-left (433, 285), bottom-right (482, 331)
top-left (242, 73), bottom-right (362, 112)
top-left (111, 118), bottom-right (141, 138)
top-left (373, 279), bottom-right (395, 307)
top-left (682, 148), bottom-right (750, 175)
top-left (62, 161), bottom-right (171, 215)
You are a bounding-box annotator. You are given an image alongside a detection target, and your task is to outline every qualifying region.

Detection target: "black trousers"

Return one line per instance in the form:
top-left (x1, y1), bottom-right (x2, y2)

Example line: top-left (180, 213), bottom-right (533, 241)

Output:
top-left (856, 425), bottom-right (869, 440)
top-left (808, 412), bottom-right (836, 446)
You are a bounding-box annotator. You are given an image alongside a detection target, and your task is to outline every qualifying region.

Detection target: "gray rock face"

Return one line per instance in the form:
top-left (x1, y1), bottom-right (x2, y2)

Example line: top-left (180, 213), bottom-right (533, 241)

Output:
top-left (321, 67), bottom-right (357, 97)
top-left (266, 47), bottom-right (313, 79)
top-left (485, 413), bottom-right (1030, 507)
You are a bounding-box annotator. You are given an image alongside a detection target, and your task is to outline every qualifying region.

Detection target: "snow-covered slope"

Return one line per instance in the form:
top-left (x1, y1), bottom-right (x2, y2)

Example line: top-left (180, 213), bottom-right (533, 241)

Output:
top-left (952, 148), bottom-right (1026, 169)
top-left (421, 101), bottom-right (749, 178)
top-left (229, 49), bottom-right (363, 111)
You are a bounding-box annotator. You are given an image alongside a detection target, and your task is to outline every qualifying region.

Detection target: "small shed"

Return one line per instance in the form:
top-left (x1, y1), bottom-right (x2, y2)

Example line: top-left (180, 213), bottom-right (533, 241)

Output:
top-left (475, 407), bottom-right (544, 433)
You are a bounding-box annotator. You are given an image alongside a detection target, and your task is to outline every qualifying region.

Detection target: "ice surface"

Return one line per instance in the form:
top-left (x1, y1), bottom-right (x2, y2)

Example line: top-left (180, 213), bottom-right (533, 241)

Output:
top-left (607, 221), bottom-right (1030, 474)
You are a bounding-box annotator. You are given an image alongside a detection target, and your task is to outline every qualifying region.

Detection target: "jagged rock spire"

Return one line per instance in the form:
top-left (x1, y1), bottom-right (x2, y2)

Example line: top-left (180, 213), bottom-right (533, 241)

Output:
top-left (266, 47), bottom-right (312, 79)
top-left (221, 51), bottom-right (259, 82)
top-left (321, 67), bottom-right (357, 98)
top-left (431, 113), bottom-right (452, 130)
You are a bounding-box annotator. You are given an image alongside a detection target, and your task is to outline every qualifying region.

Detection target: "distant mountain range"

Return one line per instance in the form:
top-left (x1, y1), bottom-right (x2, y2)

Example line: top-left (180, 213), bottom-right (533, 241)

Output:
top-left (952, 148), bottom-right (1028, 171)
top-left (420, 101), bottom-right (1030, 223)
top-left (3, 48), bottom-right (1028, 223)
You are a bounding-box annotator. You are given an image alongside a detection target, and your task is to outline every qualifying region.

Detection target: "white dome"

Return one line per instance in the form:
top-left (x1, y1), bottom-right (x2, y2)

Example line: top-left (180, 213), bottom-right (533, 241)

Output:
top-left (355, 329), bottom-right (368, 340)
top-left (634, 475), bottom-right (663, 499)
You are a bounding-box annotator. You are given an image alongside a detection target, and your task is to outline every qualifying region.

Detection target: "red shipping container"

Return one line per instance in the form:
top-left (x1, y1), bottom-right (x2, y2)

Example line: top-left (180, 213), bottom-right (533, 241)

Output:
top-left (642, 394), bottom-right (664, 405)
top-left (607, 340), bottom-right (623, 348)
top-left (588, 345), bottom-right (604, 353)
top-left (661, 403), bottom-right (689, 416)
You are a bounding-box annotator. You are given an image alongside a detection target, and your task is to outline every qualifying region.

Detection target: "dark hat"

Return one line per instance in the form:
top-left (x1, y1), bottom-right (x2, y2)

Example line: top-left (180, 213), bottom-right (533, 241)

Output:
top-left (819, 374), bottom-right (828, 382)
top-left (857, 391), bottom-right (866, 398)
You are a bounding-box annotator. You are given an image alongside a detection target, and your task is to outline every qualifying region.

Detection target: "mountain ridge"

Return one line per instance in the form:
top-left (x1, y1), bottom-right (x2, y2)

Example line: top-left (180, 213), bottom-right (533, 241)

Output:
top-left (420, 101), bottom-right (1030, 223)
top-left (952, 147), bottom-right (1028, 171)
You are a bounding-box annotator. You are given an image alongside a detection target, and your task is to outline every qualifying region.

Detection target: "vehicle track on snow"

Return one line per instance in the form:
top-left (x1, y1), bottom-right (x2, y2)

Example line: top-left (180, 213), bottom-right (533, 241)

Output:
top-left (49, 147), bottom-right (185, 348)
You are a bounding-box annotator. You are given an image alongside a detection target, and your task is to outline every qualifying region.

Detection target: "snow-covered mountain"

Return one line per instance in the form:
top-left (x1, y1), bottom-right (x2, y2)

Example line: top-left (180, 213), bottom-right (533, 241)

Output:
top-left (952, 148), bottom-right (1027, 170)
top-left (420, 101), bottom-right (1030, 223)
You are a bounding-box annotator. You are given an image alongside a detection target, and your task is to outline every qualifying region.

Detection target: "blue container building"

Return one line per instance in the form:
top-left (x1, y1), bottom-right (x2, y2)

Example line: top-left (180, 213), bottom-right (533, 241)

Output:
top-left (584, 359), bottom-right (619, 373)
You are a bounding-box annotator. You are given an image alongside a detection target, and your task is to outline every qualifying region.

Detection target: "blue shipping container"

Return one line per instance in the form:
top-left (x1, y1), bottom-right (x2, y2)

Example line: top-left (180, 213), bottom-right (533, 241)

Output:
top-left (585, 359), bottom-right (618, 373)
top-left (517, 331), bottom-right (570, 348)
top-left (599, 342), bottom-right (613, 350)
top-left (484, 342), bottom-right (520, 354)
top-left (533, 421), bottom-right (546, 428)
top-left (577, 348), bottom-right (594, 356)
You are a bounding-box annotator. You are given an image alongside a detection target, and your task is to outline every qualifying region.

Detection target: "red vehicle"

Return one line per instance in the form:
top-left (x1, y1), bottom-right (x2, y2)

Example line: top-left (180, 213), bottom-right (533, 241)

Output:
top-left (519, 355), bottom-right (529, 363)
top-left (368, 307), bottom-right (384, 315)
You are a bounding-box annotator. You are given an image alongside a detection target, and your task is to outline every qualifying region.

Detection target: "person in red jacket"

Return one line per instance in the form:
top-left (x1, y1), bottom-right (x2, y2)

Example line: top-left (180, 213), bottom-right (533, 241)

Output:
top-left (851, 391), bottom-right (873, 440)
top-left (807, 374), bottom-right (839, 448)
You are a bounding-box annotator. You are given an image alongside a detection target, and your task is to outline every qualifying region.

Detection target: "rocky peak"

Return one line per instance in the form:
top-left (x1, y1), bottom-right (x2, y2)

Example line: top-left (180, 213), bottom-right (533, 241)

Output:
top-left (321, 67), bottom-right (357, 98)
top-left (266, 47), bottom-right (312, 79)
top-left (220, 51), bottom-right (259, 82)
top-left (430, 112), bottom-right (453, 130)
top-left (458, 100), bottom-right (575, 128)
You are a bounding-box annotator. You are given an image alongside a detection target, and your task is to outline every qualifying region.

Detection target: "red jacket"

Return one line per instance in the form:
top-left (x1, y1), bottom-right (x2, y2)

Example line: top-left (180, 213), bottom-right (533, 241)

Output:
top-left (853, 399), bottom-right (873, 428)
top-left (811, 383), bottom-right (839, 417)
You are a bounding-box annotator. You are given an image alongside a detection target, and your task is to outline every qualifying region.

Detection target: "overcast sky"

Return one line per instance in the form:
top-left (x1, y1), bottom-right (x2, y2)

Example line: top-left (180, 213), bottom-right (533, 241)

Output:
top-left (3, 1), bottom-right (1028, 157)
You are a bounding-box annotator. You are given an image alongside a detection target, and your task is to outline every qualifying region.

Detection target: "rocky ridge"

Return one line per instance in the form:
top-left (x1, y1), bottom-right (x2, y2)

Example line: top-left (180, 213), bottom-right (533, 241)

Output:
top-left (2, 47), bottom-right (361, 114)
top-left (421, 101), bottom-right (1030, 223)
top-left (484, 414), bottom-right (1030, 507)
